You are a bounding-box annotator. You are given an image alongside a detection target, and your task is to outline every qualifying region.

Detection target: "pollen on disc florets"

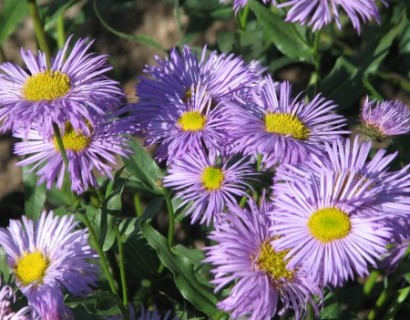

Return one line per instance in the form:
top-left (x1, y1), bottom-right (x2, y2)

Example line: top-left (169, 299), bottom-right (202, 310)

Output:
top-left (22, 70), bottom-right (71, 101)
top-left (178, 111), bottom-right (206, 131)
top-left (265, 113), bottom-right (310, 140)
top-left (201, 166), bottom-right (224, 191)
top-left (15, 251), bottom-right (49, 285)
top-left (256, 239), bottom-right (294, 281)
top-left (308, 207), bottom-right (352, 243)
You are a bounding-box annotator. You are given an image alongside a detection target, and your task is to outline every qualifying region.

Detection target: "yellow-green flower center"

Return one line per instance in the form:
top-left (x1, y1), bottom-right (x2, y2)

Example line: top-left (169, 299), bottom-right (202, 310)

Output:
top-left (53, 122), bottom-right (91, 152)
top-left (256, 239), bottom-right (294, 280)
top-left (178, 111), bottom-right (206, 131)
top-left (201, 166), bottom-right (224, 191)
top-left (22, 70), bottom-right (71, 101)
top-left (15, 251), bottom-right (49, 285)
top-left (265, 113), bottom-right (310, 140)
top-left (308, 207), bottom-right (351, 243)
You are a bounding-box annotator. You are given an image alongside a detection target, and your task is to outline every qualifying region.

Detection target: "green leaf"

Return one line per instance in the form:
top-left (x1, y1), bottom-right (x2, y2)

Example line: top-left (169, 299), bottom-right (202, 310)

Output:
top-left (172, 245), bottom-right (214, 289)
top-left (22, 166), bottom-right (46, 220)
top-left (102, 170), bottom-right (125, 215)
top-left (141, 222), bottom-right (218, 316)
top-left (321, 12), bottom-right (407, 108)
top-left (82, 206), bottom-right (116, 252)
top-left (0, 0), bottom-right (28, 45)
top-left (249, 0), bottom-right (312, 62)
top-left (93, 0), bottom-right (165, 52)
top-left (122, 140), bottom-right (164, 195)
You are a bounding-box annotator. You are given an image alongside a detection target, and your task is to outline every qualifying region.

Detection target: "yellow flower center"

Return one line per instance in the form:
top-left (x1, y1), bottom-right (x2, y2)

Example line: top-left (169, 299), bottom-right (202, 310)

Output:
top-left (201, 166), bottom-right (224, 191)
top-left (265, 113), bottom-right (310, 140)
top-left (178, 111), bottom-right (206, 131)
top-left (308, 207), bottom-right (351, 243)
top-left (22, 70), bottom-right (71, 101)
top-left (15, 251), bottom-right (49, 285)
top-left (256, 239), bottom-right (294, 280)
top-left (53, 122), bottom-right (91, 152)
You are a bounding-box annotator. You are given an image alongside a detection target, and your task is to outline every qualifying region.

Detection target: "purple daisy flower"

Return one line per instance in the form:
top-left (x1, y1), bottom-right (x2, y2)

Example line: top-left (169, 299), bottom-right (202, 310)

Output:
top-left (360, 97), bottom-right (410, 141)
top-left (0, 36), bottom-right (123, 136)
top-left (204, 197), bottom-right (321, 320)
top-left (0, 279), bottom-right (34, 320)
top-left (279, 0), bottom-right (385, 33)
top-left (303, 137), bottom-right (410, 219)
top-left (270, 166), bottom-right (392, 287)
top-left (163, 151), bottom-right (254, 224)
top-left (226, 76), bottom-right (347, 167)
top-left (0, 211), bottom-right (99, 320)
top-left (14, 111), bottom-right (133, 194)
top-left (135, 84), bottom-right (229, 163)
top-left (136, 45), bottom-right (258, 108)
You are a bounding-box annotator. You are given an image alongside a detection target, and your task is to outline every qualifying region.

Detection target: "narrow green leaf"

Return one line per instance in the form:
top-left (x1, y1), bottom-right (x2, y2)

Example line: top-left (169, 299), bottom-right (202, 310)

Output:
top-left (0, 0), bottom-right (28, 45)
top-left (141, 222), bottom-right (218, 316)
top-left (93, 0), bottom-right (165, 52)
top-left (321, 12), bottom-right (407, 108)
top-left (22, 166), bottom-right (46, 220)
top-left (249, 0), bottom-right (312, 62)
top-left (122, 140), bottom-right (164, 195)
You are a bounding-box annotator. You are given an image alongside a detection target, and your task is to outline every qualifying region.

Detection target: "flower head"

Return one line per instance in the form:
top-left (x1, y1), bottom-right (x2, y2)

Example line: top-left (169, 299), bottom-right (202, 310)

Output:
top-left (360, 97), bottom-right (410, 141)
top-left (270, 166), bottom-right (392, 287)
top-left (226, 76), bottom-right (347, 167)
top-left (136, 45), bottom-right (257, 108)
top-left (302, 137), bottom-right (410, 219)
top-left (279, 0), bottom-right (385, 33)
top-left (14, 111), bottom-right (133, 194)
top-left (204, 197), bottom-right (320, 320)
top-left (163, 151), bottom-right (254, 224)
top-left (0, 211), bottom-right (99, 320)
top-left (0, 279), bottom-right (33, 320)
top-left (134, 84), bottom-right (229, 163)
top-left (0, 36), bottom-right (124, 136)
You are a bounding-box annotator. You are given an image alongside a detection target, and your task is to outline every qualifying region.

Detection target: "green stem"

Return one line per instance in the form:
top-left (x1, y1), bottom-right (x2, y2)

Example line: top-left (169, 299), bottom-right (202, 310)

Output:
top-left (214, 310), bottom-right (226, 320)
top-left (27, 0), bottom-right (51, 67)
top-left (0, 46), bottom-right (5, 63)
top-left (238, 4), bottom-right (250, 30)
top-left (133, 193), bottom-right (143, 217)
top-left (310, 30), bottom-right (322, 95)
top-left (115, 227), bottom-right (129, 308)
top-left (52, 123), bottom-right (69, 168)
top-left (163, 188), bottom-right (175, 248)
top-left (367, 245), bottom-right (410, 320)
top-left (82, 214), bottom-right (119, 297)
top-left (381, 287), bottom-right (410, 320)
top-left (364, 270), bottom-right (381, 296)
top-left (57, 12), bottom-right (66, 48)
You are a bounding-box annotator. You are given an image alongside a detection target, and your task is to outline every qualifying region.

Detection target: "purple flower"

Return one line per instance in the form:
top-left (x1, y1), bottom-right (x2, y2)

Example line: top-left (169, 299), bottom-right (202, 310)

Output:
top-left (360, 96), bottom-right (410, 140)
top-left (226, 76), bottom-right (347, 167)
top-left (14, 111), bottom-right (133, 194)
top-left (270, 166), bottom-right (392, 287)
top-left (204, 197), bottom-right (321, 320)
top-left (0, 279), bottom-right (34, 320)
top-left (301, 137), bottom-right (410, 221)
top-left (279, 0), bottom-right (385, 33)
top-left (163, 151), bottom-right (255, 224)
top-left (0, 211), bottom-right (99, 320)
top-left (134, 85), bottom-right (229, 163)
top-left (136, 45), bottom-right (258, 108)
top-left (0, 36), bottom-right (124, 136)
